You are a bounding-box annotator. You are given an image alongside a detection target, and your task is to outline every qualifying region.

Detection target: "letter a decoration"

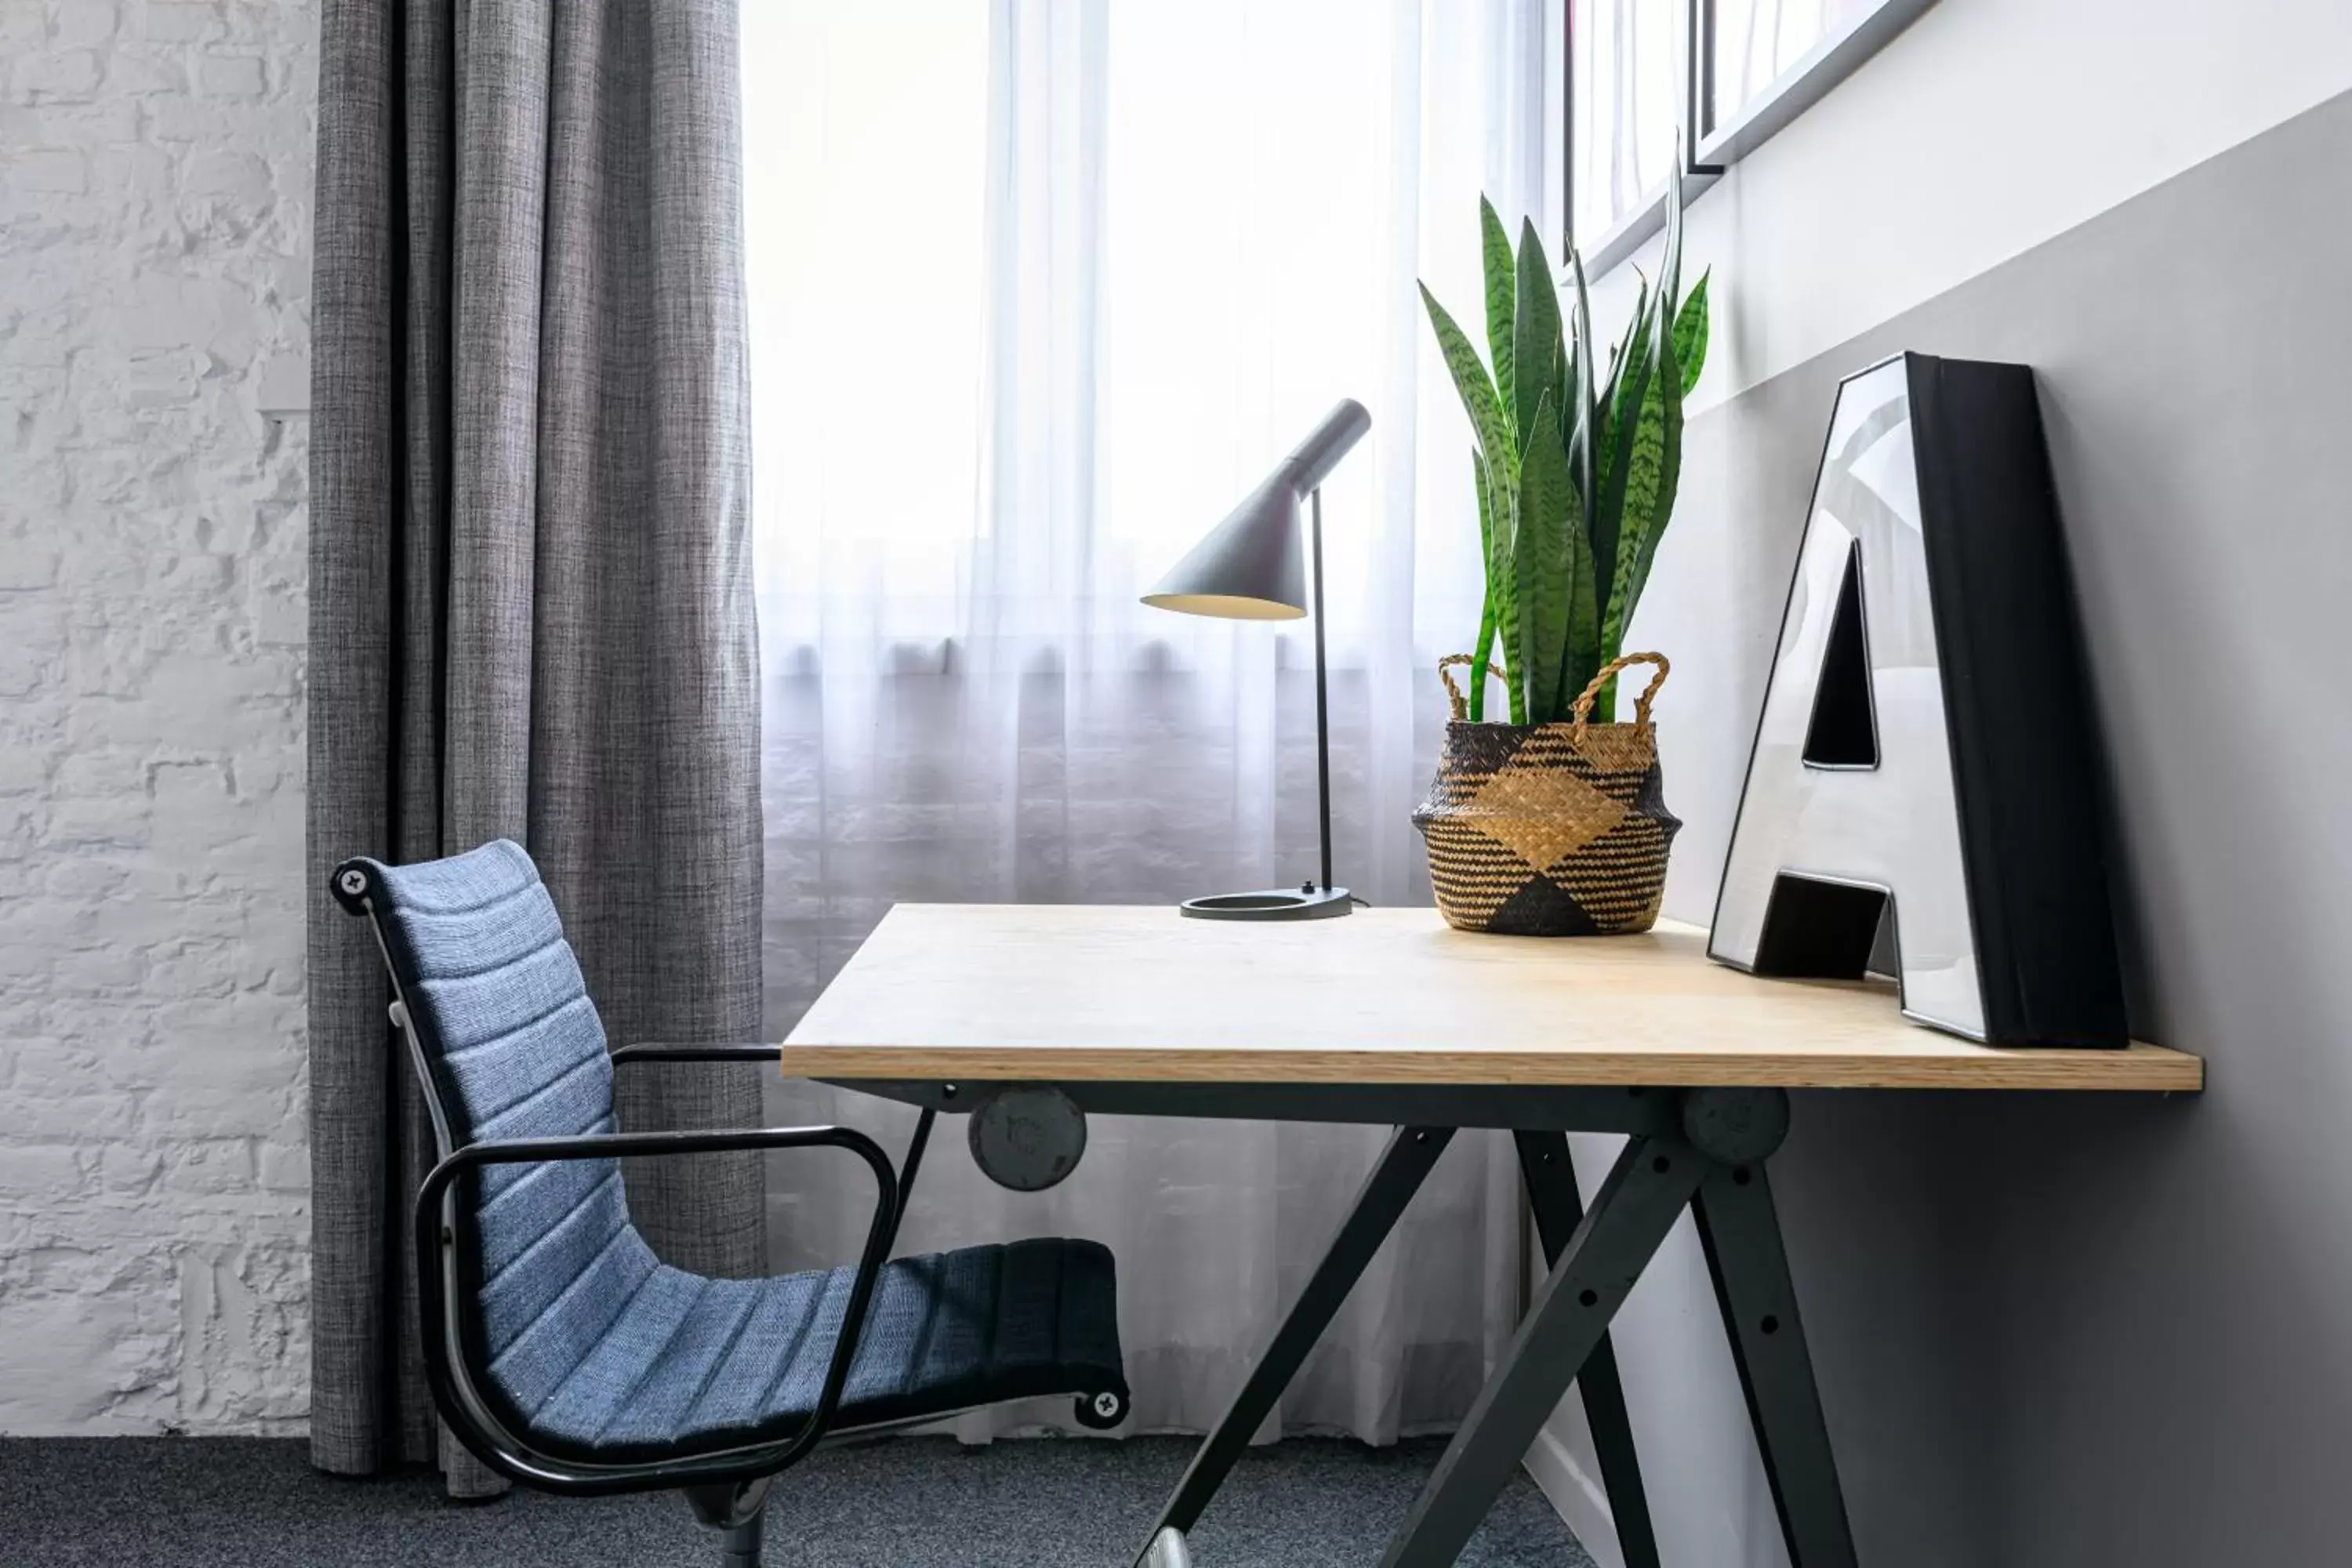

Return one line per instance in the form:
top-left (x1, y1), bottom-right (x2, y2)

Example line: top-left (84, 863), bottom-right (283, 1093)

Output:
top-left (1708, 354), bottom-right (2128, 1047)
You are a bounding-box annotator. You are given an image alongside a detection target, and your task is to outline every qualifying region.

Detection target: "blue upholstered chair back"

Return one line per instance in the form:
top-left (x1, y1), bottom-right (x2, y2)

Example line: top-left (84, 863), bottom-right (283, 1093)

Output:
top-left (333, 840), bottom-right (666, 1416)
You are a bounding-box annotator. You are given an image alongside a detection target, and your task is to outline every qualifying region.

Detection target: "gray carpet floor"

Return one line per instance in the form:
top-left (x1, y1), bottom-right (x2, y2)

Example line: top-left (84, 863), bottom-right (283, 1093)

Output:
top-left (0, 1435), bottom-right (1594, 1567)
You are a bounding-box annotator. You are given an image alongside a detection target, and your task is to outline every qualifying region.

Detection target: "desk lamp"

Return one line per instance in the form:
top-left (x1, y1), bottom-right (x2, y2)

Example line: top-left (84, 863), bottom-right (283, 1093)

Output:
top-left (1142, 399), bottom-right (1370, 920)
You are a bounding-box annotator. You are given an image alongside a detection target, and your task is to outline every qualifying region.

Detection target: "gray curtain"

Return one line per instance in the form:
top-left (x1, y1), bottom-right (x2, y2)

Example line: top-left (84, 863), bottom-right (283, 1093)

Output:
top-left (306, 0), bottom-right (764, 1495)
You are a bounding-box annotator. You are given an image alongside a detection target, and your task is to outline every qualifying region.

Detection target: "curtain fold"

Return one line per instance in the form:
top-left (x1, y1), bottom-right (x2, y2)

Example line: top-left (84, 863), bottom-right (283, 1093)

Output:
top-left (307, 0), bottom-right (764, 1496)
top-left (745, 0), bottom-right (1560, 1443)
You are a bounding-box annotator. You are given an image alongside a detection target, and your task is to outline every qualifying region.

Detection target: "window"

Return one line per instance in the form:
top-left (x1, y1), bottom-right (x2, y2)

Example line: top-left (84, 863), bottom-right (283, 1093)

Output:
top-left (1706, 0), bottom-right (1887, 129)
top-left (1569, 0), bottom-right (1684, 245)
top-left (1569, 0), bottom-right (1936, 274)
top-left (742, 0), bottom-right (1524, 664)
top-left (736, 0), bottom-right (1549, 974)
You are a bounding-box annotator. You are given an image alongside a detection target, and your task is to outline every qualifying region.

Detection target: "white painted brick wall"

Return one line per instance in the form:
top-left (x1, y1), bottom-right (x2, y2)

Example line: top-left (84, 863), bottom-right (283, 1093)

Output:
top-left (0, 0), bottom-right (315, 1434)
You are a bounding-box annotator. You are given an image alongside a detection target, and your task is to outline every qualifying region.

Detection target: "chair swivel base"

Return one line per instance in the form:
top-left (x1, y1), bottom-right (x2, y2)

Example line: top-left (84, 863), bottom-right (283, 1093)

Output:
top-left (685, 1478), bottom-right (771, 1568)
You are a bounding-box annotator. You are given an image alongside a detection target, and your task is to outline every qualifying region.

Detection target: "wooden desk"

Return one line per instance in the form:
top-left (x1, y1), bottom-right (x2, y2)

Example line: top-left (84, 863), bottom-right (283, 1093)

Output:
top-left (786, 906), bottom-right (2201, 1568)
top-left (785, 906), bottom-right (2201, 1091)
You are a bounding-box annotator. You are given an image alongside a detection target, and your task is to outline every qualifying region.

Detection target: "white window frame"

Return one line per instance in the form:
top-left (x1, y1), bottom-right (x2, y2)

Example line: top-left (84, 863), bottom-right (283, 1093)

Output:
top-left (1570, 0), bottom-right (1938, 275)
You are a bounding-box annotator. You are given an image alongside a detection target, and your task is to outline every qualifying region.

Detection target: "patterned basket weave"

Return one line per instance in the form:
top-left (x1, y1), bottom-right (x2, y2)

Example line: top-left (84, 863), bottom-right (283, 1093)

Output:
top-left (1413, 652), bottom-right (1681, 937)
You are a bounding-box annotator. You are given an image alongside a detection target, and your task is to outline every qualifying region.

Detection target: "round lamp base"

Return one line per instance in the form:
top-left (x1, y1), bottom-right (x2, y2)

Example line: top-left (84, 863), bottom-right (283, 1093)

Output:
top-left (1178, 886), bottom-right (1352, 921)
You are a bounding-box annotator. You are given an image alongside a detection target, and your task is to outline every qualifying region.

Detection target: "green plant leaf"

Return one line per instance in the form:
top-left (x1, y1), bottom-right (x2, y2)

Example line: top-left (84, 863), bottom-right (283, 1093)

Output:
top-left (1587, 177), bottom-right (1695, 724)
top-left (1468, 601), bottom-right (1497, 723)
top-left (1421, 281), bottom-right (1515, 485)
top-left (1480, 198), bottom-right (1516, 431)
top-left (1673, 269), bottom-right (1710, 397)
top-left (1600, 310), bottom-right (1682, 679)
top-left (1425, 283), bottom-right (1523, 718)
top-left (1558, 491), bottom-right (1601, 728)
top-left (1659, 143), bottom-right (1687, 314)
top-left (1592, 302), bottom-right (1655, 638)
top-left (1512, 219), bottom-right (1565, 452)
top-left (1566, 247), bottom-right (1599, 549)
top-left (1515, 391), bottom-right (1574, 725)
top-left (1470, 457), bottom-right (1499, 723)
top-left (1595, 272), bottom-right (1646, 441)
top-left (1625, 320), bottom-right (1684, 626)
top-left (1479, 445), bottom-right (1525, 724)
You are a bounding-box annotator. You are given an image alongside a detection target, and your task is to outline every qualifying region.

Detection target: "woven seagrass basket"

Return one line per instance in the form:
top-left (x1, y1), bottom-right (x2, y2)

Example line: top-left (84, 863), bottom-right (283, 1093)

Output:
top-left (1412, 651), bottom-right (1681, 937)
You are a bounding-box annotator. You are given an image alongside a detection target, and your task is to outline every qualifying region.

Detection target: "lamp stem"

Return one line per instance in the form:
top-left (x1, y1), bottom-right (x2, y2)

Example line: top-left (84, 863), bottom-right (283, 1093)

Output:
top-left (1311, 487), bottom-right (1334, 895)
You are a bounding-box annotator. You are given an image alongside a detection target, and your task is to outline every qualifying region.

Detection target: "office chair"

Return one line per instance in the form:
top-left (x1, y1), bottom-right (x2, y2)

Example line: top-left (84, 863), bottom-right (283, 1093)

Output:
top-left (332, 840), bottom-right (1130, 1566)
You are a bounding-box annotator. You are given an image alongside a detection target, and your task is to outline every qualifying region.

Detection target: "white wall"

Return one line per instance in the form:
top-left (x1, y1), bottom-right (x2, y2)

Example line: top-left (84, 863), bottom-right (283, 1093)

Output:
top-left (1541, 2), bottom-right (2352, 1563)
top-left (1599, 0), bottom-right (2352, 412)
top-left (0, 0), bottom-right (314, 1434)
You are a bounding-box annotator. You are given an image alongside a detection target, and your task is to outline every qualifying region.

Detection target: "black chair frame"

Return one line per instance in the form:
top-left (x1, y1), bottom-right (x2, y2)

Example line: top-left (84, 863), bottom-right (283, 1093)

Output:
top-left (344, 880), bottom-right (950, 1559)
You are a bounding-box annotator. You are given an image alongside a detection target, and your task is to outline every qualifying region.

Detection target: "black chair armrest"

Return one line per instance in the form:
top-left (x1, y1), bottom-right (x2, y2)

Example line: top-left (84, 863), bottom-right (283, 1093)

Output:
top-left (609, 1043), bottom-right (784, 1069)
top-left (415, 1124), bottom-right (898, 1483)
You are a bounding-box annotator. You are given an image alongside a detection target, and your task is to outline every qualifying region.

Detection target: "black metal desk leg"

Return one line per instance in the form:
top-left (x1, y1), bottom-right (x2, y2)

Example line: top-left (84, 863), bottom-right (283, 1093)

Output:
top-left (1515, 1131), bottom-right (1662, 1568)
top-left (1692, 1160), bottom-right (1857, 1568)
top-left (1134, 1126), bottom-right (1457, 1566)
top-left (1381, 1137), bottom-right (1707, 1568)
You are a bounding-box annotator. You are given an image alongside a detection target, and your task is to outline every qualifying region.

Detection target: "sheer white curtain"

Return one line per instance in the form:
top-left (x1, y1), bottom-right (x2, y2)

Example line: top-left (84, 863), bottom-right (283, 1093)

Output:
top-left (1569, 0), bottom-right (1685, 240)
top-left (742, 0), bottom-right (1560, 1441)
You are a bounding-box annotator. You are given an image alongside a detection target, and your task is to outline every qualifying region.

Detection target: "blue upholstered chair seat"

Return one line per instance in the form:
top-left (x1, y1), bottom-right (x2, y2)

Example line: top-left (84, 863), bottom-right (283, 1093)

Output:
top-left (494, 1235), bottom-right (1124, 1463)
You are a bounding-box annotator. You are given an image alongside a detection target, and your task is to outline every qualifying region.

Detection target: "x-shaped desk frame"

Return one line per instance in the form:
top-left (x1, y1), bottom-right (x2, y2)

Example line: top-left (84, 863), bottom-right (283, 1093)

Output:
top-left (829, 1077), bottom-right (1831, 1568)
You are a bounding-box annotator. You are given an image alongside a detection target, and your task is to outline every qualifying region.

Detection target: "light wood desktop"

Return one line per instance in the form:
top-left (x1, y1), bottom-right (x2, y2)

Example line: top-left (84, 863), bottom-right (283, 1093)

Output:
top-left (782, 906), bottom-right (2201, 1093)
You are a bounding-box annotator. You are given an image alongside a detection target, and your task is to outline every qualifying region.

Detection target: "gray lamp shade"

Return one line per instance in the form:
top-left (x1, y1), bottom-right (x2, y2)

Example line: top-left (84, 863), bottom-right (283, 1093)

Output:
top-left (1139, 475), bottom-right (1305, 620)
top-left (1141, 398), bottom-right (1370, 622)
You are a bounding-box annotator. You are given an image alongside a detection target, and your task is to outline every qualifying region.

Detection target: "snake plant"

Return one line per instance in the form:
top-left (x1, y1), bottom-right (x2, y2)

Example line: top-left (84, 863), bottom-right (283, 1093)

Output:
top-left (1421, 160), bottom-right (1709, 725)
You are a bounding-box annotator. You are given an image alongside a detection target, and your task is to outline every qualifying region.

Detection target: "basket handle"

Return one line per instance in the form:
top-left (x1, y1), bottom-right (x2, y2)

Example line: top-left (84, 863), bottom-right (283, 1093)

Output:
top-left (1571, 651), bottom-right (1671, 735)
top-left (1439, 651), bottom-right (1670, 728)
top-left (1436, 654), bottom-right (1509, 720)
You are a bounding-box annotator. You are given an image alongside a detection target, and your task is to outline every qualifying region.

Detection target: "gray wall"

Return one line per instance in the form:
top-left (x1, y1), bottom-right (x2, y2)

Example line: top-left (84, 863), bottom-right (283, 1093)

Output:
top-left (1616, 85), bottom-right (2352, 1565)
